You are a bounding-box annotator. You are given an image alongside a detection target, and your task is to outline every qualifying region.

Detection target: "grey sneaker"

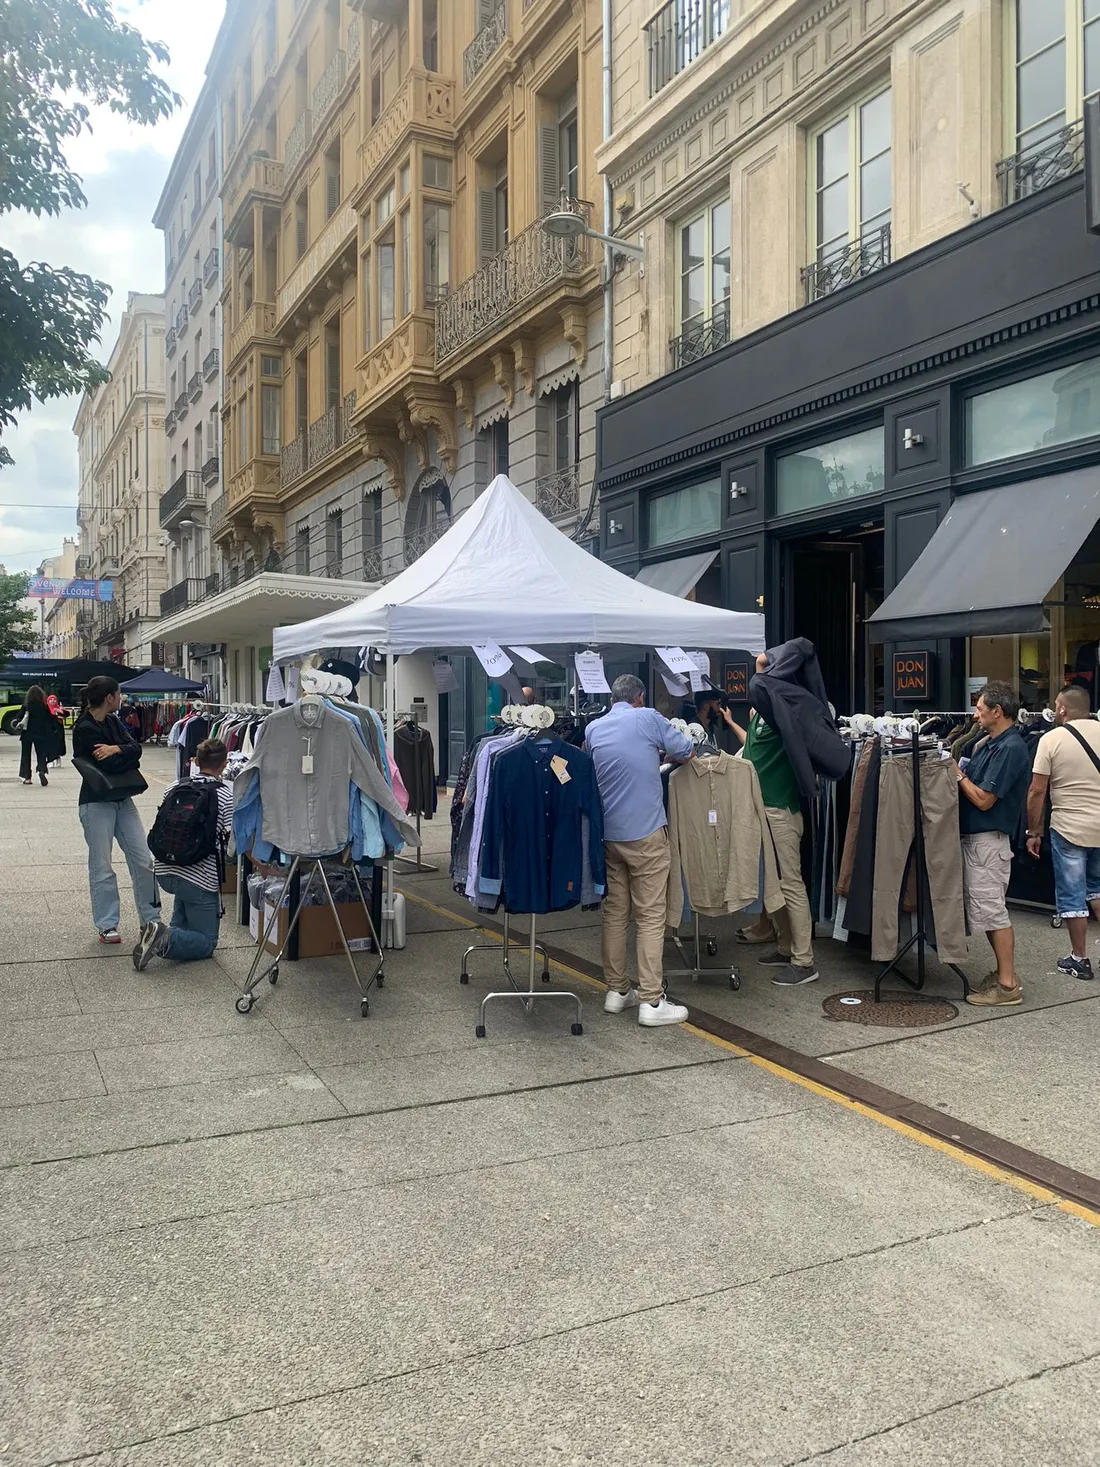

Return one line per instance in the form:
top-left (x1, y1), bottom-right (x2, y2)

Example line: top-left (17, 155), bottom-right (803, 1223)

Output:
top-left (757, 950), bottom-right (795, 967)
top-left (1057, 954), bottom-right (1095, 981)
top-left (133, 920), bottom-right (169, 971)
top-left (771, 963), bottom-right (819, 986)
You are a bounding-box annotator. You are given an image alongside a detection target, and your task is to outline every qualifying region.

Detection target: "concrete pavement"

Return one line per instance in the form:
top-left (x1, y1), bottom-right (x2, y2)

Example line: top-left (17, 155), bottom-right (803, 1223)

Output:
top-left (2, 735), bottom-right (1099, 1466)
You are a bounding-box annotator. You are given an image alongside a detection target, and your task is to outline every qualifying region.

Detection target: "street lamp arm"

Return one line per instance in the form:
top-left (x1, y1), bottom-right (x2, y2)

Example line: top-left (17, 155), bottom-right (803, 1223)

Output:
top-left (580, 226), bottom-right (645, 260)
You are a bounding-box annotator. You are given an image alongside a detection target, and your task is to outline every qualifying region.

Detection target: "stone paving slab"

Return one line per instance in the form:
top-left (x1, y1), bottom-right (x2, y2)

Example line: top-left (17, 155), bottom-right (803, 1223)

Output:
top-left (0, 1000), bottom-right (260, 1062)
top-left (0, 1048), bottom-right (104, 1108)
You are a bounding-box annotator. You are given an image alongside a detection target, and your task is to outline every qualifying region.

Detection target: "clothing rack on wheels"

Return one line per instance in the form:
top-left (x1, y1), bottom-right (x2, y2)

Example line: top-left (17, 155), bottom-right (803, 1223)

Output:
top-left (664, 916), bottom-right (740, 991)
top-left (390, 705), bottom-right (438, 875)
top-left (235, 854), bottom-right (386, 1017)
top-left (473, 912), bottom-right (583, 1038)
top-left (460, 910), bottom-right (551, 987)
top-left (874, 725), bottom-right (971, 1003)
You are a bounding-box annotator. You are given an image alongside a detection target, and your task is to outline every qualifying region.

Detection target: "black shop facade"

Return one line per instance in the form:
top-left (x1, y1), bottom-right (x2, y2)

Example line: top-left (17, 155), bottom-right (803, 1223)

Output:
top-left (595, 172), bottom-right (1100, 729)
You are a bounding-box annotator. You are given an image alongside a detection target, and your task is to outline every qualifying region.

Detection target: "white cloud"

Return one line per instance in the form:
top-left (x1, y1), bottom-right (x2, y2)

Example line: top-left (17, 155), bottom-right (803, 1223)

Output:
top-left (0, 0), bottom-right (225, 574)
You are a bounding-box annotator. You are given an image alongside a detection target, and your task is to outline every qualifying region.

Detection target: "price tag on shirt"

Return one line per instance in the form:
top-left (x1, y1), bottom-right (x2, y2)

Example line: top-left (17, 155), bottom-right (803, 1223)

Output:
top-left (550, 754), bottom-right (571, 785)
top-left (655, 646), bottom-right (696, 676)
top-left (471, 641), bottom-right (513, 679)
top-left (707, 809), bottom-right (718, 825)
top-left (574, 651), bottom-right (611, 694)
top-left (302, 754), bottom-right (315, 775)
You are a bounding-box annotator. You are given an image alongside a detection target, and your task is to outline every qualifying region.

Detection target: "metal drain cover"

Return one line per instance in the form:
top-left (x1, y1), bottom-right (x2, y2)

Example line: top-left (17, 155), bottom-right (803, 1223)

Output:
top-left (823, 989), bottom-right (959, 1028)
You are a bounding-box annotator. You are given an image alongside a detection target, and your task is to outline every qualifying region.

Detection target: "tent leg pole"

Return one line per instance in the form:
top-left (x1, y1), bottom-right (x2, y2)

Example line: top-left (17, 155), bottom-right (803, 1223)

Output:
top-left (385, 650), bottom-right (396, 947)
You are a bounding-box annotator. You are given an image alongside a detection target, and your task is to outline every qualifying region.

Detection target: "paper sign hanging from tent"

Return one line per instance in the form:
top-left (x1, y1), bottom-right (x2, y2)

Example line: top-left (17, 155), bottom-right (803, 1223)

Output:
top-left (432, 659), bottom-right (460, 694)
top-left (471, 641), bottom-right (513, 679)
top-left (508, 646), bottom-right (551, 666)
top-left (575, 651), bottom-right (611, 694)
top-left (661, 672), bottom-right (689, 698)
top-left (655, 645), bottom-right (696, 676)
top-left (686, 650), bottom-right (711, 694)
top-left (265, 663), bottom-right (286, 704)
top-left (285, 666), bottom-right (301, 701)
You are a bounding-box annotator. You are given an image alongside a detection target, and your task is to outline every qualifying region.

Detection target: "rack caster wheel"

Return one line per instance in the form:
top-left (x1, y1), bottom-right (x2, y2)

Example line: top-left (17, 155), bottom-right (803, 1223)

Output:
top-left (1051, 915), bottom-right (1063, 929)
top-left (460, 972), bottom-right (470, 985)
top-left (268, 965), bottom-right (279, 986)
top-left (570, 1022), bottom-right (584, 1036)
top-left (475, 1023), bottom-right (487, 1039)
top-left (707, 939), bottom-right (718, 957)
top-left (360, 998), bottom-right (370, 1017)
top-left (235, 995), bottom-right (254, 1015)
top-left (375, 973), bottom-right (384, 989)
top-left (541, 970), bottom-right (551, 984)
top-left (730, 973), bottom-right (741, 991)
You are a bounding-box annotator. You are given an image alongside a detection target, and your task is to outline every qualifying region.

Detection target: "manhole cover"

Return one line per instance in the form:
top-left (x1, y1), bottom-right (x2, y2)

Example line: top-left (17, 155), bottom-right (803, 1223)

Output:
top-left (822, 989), bottom-right (958, 1027)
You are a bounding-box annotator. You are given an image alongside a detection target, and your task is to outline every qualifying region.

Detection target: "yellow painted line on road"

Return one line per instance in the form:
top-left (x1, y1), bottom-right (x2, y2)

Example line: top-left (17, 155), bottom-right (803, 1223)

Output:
top-left (401, 887), bottom-right (1100, 1228)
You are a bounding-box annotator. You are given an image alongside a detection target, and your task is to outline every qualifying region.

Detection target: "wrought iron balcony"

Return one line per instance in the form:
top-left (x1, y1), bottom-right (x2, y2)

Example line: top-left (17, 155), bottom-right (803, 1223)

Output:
top-left (343, 388), bottom-right (357, 441)
top-left (285, 110), bottom-right (312, 174)
top-left (203, 347), bottom-right (219, 381)
top-left (210, 496), bottom-right (232, 541)
top-left (165, 326), bottom-right (178, 359)
top-left (997, 122), bottom-right (1084, 207)
top-left (200, 454), bottom-right (220, 487)
top-left (535, 463), bottom-right (581, 519)
top-left (670, 300), bottom-right (730, 369)
top-left (187, 371), bottom-right (203, 403)
top-left (75, 554), bottom-right (93, 576)
top-left (801, 223), bottom-right (891, 305)
top-left (403, 519), bottom-right (448, 566)
top-left (347, 17), bottom-right (360, 64)
top-left (176, 304), bottom-right (189, 333)
top-left (311, 49), bottom-right (346, 127)
top-left (436, 203), bottom-right (591, 365)
top-left (308, 404), bottom-right (340, 465)
top-left (204, 247), bottom-right (220, 285)
top-left (646, 0), bottom-right (731, 96)
top-left (160, 578), bottom-right (209, 616)
top-left (281, 432), bottom-right (306, 486)
top-left (165, 408), bottom-right (178, 436)
top-left (160, 470), bottom-right (205, 528)
top-left (362, 545), bottom-right (383, 581)
top-left (188, 278), bottom-right (203, 313)
top-left (174, 391), bottom-right (190, 420)
top-left (464, 0), bottom-right (506, 87)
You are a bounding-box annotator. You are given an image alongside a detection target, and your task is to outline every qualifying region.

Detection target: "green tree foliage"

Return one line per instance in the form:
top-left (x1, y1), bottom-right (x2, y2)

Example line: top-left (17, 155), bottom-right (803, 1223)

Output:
top-left (0, 0), bottom-right (180, 464)
top-left (0, 573), bottom-right (37, 662)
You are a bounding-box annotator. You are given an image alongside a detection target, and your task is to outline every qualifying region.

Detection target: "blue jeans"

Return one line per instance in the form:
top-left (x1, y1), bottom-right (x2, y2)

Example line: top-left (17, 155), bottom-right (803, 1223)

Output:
top-left (1049, 828), bottom-right (1100, 919)
top-left (79, 798), bottom-right (159, 933)
top-left (155, 872), bottom-right (221, 961)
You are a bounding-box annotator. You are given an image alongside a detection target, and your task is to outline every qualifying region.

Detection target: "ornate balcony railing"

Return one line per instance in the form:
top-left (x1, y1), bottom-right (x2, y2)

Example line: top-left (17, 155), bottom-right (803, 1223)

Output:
top-left (165, 408), bottom-right (178, 436)
top-left (645, 0), bottom-right (731, 96)
top-left (535, 463), bottom-right (581, 519)
top-left (464, 0), bottom-right (506, 87)
top-left (176, 304), bottom-right (189, 333)
top-left (188, 278), bottom-right (203, 313)
top-left (311, 49), bottom-right (346, 127)
top-left (204, 247), bottom-right (220, 285)
top-left (281, 433), bottom-right (306, 485)
top-left (308, 405), bottom-right (339, 465)
top-left (203, 347), bottom-right (220, 381)
top-left (75, 554), bottom-right (93, 576)
top-left (343, 388), bottom-right (357, 441)
top-left (174, 391), bottom-right (190, 420)
top-left (436, 202), bottom-right (591, 364)
top-left (997, 122), bottom-right (1084, 206)
top-left (347, 17), bottom-right (360, 64)
top-left (160, 578), bottom-right (209, 616)
top-left (201, 454), bottom-right (220, 487)
top-left (670, 300), bottom-right (730, 368)
top-left (165, 326), bottom-right (178, 359)
top-left (210, 496), bottom-right (232, 540)
top-left (403, 518), bottom-right (448, 566)
top-left (160, 470), bottom-right (205, 527)
top-left (801, 223), bottom-right (891, 305)
top-left (362, 545), bottom-right (383, 581)
top-left (285, 110), bottom-right (312, 174)
top-left (187, 371), bottom-right (203, 402)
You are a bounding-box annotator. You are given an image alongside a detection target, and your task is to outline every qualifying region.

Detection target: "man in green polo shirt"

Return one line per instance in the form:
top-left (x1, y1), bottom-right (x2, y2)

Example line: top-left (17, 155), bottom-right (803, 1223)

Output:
top-left (725, 659), bottom-right (818, 985)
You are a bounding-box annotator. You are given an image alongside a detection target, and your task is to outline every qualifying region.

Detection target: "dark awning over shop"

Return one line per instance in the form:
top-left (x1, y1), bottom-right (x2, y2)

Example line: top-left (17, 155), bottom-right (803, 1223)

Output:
top-left (635, 549), bottom-right (718, 599)
top-left (868, 468), bottom-right (1100, 643)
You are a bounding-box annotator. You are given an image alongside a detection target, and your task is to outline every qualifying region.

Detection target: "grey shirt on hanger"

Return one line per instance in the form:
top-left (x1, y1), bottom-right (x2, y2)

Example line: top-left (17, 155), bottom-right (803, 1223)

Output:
top-left (234, 699), bottom-right (420, 858)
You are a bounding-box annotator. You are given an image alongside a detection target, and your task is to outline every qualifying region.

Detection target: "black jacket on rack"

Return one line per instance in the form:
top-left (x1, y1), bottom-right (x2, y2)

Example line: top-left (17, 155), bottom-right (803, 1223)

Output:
top-left (394, 721), bottom-right (437, 818)
top-left (749, 638), bottom-right (850, 800)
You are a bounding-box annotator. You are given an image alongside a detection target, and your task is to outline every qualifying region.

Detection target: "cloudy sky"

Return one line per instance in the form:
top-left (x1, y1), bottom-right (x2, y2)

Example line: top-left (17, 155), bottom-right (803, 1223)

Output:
top-left (0, 0), bottom-right (225, 575)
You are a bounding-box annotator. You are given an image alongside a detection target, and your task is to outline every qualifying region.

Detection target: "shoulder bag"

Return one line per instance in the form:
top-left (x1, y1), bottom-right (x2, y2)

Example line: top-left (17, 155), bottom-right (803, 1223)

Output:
top-left (1063, 722), bottom-right (1100, 778)
top-left (72, 756), bottom-right (148, 800)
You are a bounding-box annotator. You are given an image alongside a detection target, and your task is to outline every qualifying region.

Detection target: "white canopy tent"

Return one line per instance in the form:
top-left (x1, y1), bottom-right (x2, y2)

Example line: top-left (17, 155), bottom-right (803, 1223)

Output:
top-left (273, 475), bottom-right (765, 662)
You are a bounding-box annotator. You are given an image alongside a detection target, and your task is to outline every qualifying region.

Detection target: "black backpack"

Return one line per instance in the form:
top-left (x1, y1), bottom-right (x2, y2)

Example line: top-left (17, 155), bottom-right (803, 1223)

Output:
top-left (148, 778), bottom-right (223, 871)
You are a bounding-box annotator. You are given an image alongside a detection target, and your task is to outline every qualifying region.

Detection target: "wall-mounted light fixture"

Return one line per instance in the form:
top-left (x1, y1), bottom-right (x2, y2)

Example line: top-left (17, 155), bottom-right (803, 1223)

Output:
top-left (902, 428), bottom-right (924, 451)
top-left (607, 517), bottom-right (624, 536)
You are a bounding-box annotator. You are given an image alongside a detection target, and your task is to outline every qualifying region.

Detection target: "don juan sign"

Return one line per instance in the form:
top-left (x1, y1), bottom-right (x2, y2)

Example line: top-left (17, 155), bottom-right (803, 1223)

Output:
top-left (892, 650), bottom-right (933, 702)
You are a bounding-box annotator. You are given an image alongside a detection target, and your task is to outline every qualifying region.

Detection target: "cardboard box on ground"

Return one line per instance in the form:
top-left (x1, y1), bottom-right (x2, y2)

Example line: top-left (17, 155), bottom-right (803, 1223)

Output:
top-left (245, 859), bottom-right (375, 958)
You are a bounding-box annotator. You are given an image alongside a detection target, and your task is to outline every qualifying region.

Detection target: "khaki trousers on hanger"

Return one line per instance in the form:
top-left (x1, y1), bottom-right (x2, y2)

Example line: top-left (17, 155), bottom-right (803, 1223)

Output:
top-left (871, 757), bottom-right (968, 965)
top-left (601, 828), bottom-right (671, 1006)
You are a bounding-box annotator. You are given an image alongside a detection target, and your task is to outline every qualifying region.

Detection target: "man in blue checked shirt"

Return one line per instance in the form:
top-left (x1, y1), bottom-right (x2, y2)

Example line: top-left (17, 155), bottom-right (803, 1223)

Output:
top-left (586, 674), bottom-right (695, 1027)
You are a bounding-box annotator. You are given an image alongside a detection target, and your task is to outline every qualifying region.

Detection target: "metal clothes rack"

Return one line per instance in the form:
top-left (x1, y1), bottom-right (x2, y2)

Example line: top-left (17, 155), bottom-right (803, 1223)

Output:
top-left (235, 853), bottom-right (385, 1018)
top-left (665, 913), bottom-right (740, 990)
top-left (390, 706), bottom-right (438, 875)
top-left (874, 726), bottom-right (970, 1003)
top-left (460, 910), bottom-right (550, 986)
top-left (469, 912), bottom-right (583, 1038)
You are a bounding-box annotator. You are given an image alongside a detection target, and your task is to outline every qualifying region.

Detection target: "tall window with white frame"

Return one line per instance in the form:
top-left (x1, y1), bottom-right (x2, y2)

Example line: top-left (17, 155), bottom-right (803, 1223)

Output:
top-left (362, 490), bottom-right (383, 579)
top-left (1004, 1), bottom-right (1095, 203)
top-left (674, 198), bottom-right (730, 368)
top-left (806, 87), bottom-right (891, 304)
top-left (423, 154), bottom-right (452, 304)
top-left (325, 507), bottom-right (343, 578)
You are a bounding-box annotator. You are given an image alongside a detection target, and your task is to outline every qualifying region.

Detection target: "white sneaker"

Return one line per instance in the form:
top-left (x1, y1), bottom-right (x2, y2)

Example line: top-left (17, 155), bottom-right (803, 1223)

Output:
top-left (604, 987), bottom-right (641, 1014)
top-left (638, 996), bottom-right (689, 1027)
top-left (98, 928), bottom-right (122, 945)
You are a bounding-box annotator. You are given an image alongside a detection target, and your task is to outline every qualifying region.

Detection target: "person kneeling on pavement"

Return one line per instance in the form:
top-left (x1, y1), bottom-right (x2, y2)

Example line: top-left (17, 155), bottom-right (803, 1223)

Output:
top-left (133, 739), bottom-right (234, 970)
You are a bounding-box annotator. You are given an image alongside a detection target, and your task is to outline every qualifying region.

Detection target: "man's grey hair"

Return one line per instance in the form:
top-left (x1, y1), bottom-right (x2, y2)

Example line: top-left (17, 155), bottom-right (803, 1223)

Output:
top-left (611, 673), bottom-right (646, 704)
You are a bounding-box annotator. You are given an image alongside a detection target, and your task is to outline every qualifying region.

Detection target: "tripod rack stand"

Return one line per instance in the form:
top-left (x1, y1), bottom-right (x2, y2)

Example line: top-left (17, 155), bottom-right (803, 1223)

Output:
top-left (235, 854), bottom-right (385, 1018)
top-left (390, 708), bottom-right (438, 875)
top-left (874, 727), bottom-right (971, 1003)
top-left (461, 912), bottom-right (583, 1038)
top-left (665, 912), bottom-right (741, 990)
top-left (460, 909), bottom-right (551, 986)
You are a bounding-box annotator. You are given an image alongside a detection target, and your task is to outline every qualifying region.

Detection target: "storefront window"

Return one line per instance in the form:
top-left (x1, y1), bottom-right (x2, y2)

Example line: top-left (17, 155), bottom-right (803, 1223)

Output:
top-left (775, 426), bottom-right (885, 515)
top-left (647, 477), bottom-right (722, 548)
top-left (967, 525), bottom-right (1100, 710)
top-left (965, 356), bottom-right (1100, 466)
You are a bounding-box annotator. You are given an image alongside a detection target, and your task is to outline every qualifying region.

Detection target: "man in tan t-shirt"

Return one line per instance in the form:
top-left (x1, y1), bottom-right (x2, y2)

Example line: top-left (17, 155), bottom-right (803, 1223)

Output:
top-left (1027, 685), bottom-right (1100, 980)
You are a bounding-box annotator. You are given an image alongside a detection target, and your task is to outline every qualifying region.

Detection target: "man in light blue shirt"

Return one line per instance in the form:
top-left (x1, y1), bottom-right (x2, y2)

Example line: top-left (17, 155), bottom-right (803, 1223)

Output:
top-left (586, 674), bottom-right (694, 1028)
